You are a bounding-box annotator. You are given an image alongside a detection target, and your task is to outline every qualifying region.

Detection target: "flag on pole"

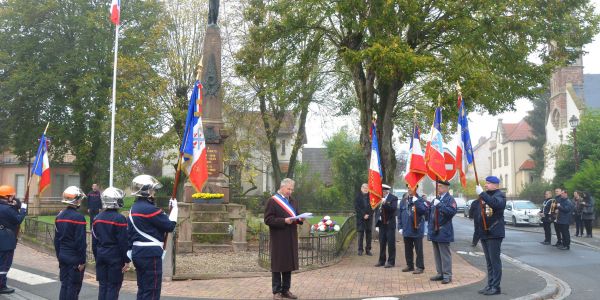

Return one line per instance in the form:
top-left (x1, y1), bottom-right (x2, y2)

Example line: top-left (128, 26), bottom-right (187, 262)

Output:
top-left (110, 0), bottom-right (120, 25)
top-left (424, 107), bottom-right (446, 181)
top-left (368, 121), bottom-right (383, 209)
top-left (404, 124), bottom-right (427, 190)
top-left (180, 81), bottom-right (208, 192)
top-left (33, 134), bottom-right (51, 194)
top-left (456, 95), bottom-right (474, 187)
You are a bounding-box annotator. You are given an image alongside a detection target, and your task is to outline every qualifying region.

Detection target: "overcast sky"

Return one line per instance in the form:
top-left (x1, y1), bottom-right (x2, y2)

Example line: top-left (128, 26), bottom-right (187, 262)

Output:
top-left (305, 0), bottom-right (600, 149)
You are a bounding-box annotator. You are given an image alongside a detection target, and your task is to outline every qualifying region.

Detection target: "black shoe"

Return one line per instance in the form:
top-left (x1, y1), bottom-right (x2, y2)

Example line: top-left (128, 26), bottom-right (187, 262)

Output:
top-left (478, 286), bottom-right (490, 294)
top-left (430, 275), bottom-right (443, 281)
top-left (412, 268), bottom-right (424, 274)
top-left (0, 287), bottom-right (15, 294)
top-left (587, 235), bottom-right (593, 238)
top-left (483, 287), bottom-right (501, 295)
top-left (539, 241), bottom-right (551, 245)
top-left (384, 263), bottom-right (394, 268)
top-left (442, 278), bottom-right (452, 284)
top-left (558, 245), bottom-right (570, 250)
top-left (553, 243), bottom-right (562, 247)
top-left (358, 251), bottom-right (363, 256)
top-left (366, 250), bottom-right (373, 256)
top-left (471, 243), bottom-right (477, 247)
top-left (374, 263), bottom-right (384, 267)
top-left (401, 267), bottom-right (414, 272)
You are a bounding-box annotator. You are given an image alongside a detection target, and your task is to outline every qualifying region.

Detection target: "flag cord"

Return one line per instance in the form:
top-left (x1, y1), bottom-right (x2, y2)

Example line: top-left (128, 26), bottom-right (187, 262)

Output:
top-left (109, 25), bottom-right (119, 187)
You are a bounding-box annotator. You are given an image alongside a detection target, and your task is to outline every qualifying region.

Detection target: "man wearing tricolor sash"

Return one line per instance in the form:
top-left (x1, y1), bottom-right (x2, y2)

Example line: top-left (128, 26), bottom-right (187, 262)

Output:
top-left (264, 178), bottom-right (303, 300)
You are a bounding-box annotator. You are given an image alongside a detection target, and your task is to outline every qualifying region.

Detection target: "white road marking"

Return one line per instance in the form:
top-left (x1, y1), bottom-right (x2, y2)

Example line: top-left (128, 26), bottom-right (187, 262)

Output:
top-left (7, 268), bottom-right (56, 285)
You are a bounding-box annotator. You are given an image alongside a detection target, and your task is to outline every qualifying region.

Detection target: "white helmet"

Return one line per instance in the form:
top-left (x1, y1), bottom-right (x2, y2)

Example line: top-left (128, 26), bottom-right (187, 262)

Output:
top-left (101, 187), bottom-right (125, 209)
top-left (62, 186), bottom-right (86, 207)
top-left (131, 174), bottom-right (162, 197)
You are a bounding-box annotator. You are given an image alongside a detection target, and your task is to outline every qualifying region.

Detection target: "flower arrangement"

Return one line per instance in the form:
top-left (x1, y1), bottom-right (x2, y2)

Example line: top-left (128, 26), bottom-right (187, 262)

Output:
top-left (192, 193), bottom-right (224, 199)
top-left (311, 215), bottom-right (340, 233)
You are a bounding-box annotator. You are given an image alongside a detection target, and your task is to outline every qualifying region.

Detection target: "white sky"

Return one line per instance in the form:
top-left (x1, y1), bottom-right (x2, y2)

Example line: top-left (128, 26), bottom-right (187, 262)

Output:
top-left (305, 0), bottom-right (600, 149)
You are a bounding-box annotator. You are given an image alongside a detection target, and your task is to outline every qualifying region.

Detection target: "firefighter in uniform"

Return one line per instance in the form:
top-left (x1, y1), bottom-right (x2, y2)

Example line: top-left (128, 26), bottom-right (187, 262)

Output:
top-left (473, 176), bottom-right (506, 296)
top-left (127, 175), bottom-right (177, 300)
top-left (0, 185), bottom-right (28, 294)
top-left (92, 187), bottom-right (130, 300)
top-left (54, 186), bottom-right (87, 300)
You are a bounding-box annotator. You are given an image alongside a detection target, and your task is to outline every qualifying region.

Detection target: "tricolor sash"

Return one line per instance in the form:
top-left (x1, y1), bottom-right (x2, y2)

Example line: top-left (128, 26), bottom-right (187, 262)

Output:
top-left (272, 194), bottom-right (296, 217)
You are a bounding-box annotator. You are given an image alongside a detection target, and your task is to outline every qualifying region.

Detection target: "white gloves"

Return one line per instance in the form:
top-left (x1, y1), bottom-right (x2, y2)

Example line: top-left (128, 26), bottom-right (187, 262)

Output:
top-left (21, 203), bottom-right (28, 210)
top-left (398, 229), bottom-right (403, 235)
top-left (412, 196), bottom-right (418, 202)
top-left (476, 185), bottom-right (484, 195)
top-left (162, 250), bottom-right (167, 260)
top-left (168, 198), bottom-right (179, 222)
top-left (433, 199), bottom-right (440, 206)
top-left (375, 227), bottom-right (379, 232)
top-left (127, 250), bottom-right (132, 261)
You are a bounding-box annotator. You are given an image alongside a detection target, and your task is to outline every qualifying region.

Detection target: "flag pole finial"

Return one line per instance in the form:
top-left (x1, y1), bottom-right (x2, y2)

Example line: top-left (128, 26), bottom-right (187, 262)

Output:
top-left (43, 122), bottom-right (50, 135)
top-left (196, 56), bottom-right (204, 81)
top-left (456, 81), bottom-right (462, 95)
top-left (437, 94), bottom-right (442, 107)
top-left (372, 111), bottom-right (377, 122)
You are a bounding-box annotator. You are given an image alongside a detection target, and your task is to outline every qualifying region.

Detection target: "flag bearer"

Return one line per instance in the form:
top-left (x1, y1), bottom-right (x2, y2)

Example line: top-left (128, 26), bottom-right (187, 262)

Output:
top-left (0, 185), bottom-right (28, 294)
top-left (127, 175), bottom-right (177, 300)
top-left (54, 186), bottom-right (87, 300)
top-left (92, 187), bottom-right (130, 300)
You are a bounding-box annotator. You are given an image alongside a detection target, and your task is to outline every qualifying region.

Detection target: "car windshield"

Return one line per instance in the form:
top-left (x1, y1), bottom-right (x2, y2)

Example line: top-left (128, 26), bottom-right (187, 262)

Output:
top-left (514, 201), bottom-right (537, 209)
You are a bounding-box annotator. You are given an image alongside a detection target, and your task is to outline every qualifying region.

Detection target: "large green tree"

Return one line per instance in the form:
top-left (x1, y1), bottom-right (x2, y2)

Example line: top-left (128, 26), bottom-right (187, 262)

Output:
top-left (525, 90), bottom-right (549, 179)
top-left (0, 0), bottom-right (167, 189)
top-left (260, 0), bottom-right (599, 186)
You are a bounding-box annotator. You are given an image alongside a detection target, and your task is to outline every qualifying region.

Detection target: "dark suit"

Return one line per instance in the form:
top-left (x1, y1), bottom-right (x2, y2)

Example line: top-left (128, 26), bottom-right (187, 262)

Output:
top-left (0, 201), bottom-right (27, 291)
top-left (375, 193), bottom-right (398, 266)
top-left (540, 198), bottom-right (553, 243)
top-left (354, 192), bottom-right (373, 254)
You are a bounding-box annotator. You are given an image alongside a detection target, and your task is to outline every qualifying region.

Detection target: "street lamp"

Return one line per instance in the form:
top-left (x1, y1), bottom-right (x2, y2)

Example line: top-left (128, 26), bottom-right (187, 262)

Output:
top-left (569, 115), bottom-right (580, 171)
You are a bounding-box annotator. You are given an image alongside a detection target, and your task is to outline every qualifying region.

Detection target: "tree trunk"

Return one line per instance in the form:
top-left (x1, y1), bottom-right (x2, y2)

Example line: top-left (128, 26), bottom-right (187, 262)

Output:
top-left (376, 79), bottom-right (402, 185)
top-left (286, 95), bottom-right (310, 180)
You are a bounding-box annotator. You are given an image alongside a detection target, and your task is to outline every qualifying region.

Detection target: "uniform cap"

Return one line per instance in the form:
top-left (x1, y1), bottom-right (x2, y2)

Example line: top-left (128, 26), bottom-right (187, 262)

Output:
top-left (382, 184), bottom-right (392, 190)
top-left (485, 176), bottom-right (501, 184)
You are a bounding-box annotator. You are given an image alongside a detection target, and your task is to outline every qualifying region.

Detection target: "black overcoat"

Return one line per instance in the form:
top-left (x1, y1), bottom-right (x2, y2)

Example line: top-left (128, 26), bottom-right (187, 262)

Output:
top-left (264, 195), bottom-right (301, 272)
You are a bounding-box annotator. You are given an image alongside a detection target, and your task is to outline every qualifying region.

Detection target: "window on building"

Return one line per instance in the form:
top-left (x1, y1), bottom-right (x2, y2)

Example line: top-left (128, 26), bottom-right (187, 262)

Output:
top-left (493, 152), bottom-right (497, 169)
top-left (281, 139), bottom-right (286, 156)
top-left (551, 109), bottom-right (561, 130)
top-left (15, 174), bottom-right (25, 199)
top-left (52, 174), bottom-right (65, 197)
top-left (504, 147), bottom-right (508, 166)
top-left (498, 149), bottom-right (502, 167)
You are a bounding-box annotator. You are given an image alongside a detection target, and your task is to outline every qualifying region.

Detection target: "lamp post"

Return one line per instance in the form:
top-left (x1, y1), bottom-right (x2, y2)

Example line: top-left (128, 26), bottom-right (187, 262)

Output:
top-left (569, 115), bottom-right (580, 171)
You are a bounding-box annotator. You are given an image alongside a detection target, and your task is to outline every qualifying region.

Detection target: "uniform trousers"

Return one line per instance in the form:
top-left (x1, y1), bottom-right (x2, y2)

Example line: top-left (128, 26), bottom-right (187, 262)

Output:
top-left (377, 224), bottom-right (396, 266)
top-left (133, 256), bottom-right (162, 300)
top-left (0, 250), bottom-right (14, 289)
top-left (403, 237), bottom-right (424, 270)
top-left (542, 221), bottom-right (552, 243)
top-left (96, 255), bottom-right (125, 300)
top-left (271, 271), bottom-right (291, 294)
top-left (59, 263), bottom-right (84, 300)
top-left (431, 241), bottom-right (452, 280)
top-left (557, 224), bottom-right (570, 247)
top-left (554, 222), bottom-right (562, 244)
top-left (481, 238), bottom-right (503, 289)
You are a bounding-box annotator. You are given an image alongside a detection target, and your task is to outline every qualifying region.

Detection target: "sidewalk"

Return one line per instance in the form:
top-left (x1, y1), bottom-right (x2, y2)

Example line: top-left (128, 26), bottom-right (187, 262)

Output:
top-left (12, 237), bottom-right (485, 299)
top-left (504, 223), bottom-right (600, 249)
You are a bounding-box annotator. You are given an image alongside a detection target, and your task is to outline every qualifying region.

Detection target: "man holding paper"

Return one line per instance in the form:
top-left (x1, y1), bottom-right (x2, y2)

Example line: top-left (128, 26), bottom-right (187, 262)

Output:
top-left (264, 178), bottom-right (307, 300)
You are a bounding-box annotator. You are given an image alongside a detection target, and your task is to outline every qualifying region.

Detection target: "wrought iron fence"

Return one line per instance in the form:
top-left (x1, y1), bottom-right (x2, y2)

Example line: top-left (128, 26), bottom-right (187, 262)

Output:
top-left (258, 214), bottom-right (356, 269)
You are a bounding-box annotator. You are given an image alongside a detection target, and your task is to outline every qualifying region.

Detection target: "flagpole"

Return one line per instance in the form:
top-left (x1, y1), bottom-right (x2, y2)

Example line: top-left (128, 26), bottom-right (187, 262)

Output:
top-left (109, 24), bottom-right (119, 187)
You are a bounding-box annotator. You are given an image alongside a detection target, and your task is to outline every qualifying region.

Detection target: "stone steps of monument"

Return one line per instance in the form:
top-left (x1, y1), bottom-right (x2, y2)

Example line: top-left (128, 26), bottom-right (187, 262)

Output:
top-left (192, 221), bottom-right (230, 233)
top-left (192, 243), bottom-right (232, 252)
top-left (192, 232), bottom-right (231, 244)
top-left (191, 203), bottom-right (227, 212)
top-left (192, 211), bottom-right (229, 222)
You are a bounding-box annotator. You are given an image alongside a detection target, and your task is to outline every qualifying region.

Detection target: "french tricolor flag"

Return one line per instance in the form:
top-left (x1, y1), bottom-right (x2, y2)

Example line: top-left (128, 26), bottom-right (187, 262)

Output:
top-left (368, 121), bottom-right (383, 209)
top-left (404, 124), bottom-right (427, 190)
top-left (33, 134), bottom-right (51, 195)
top-left (110, 0), bottom-right (120, 25)
top-left (424, 107), bottom-right (446, 181)
top-left (180, 81), bottom-right (209, 192)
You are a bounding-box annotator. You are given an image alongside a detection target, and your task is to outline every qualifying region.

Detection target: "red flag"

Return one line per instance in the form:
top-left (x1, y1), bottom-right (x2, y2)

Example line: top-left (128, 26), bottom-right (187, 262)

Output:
top-left (404, 124), bottom-right (426, 189)
top-left (368, 122), bottom-right (383, 209)
top-left (110, 0), bottom-right (120, 25)
top-left (424, 107), bottom-right (446, 181)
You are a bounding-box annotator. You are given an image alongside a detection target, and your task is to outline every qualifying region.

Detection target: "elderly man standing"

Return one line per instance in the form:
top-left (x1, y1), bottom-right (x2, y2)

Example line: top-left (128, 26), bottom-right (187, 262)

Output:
top-left (398, 186), bottom-right (428, 274)
top-left (474, 176), bottom-right (506, 296)
top-left (374, 184), bottom-right (398, 268)
top-left (264, 178), bottom-right (304, 300)
top-left (428, 180), bottom-right (457, 284)
top-left (355, 183), bottom-right (373, 256)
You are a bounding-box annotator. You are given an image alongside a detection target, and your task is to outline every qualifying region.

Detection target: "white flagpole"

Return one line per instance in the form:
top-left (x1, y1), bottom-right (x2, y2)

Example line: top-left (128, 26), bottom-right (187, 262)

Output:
top-left (109, 24), bottom-right (119, 187)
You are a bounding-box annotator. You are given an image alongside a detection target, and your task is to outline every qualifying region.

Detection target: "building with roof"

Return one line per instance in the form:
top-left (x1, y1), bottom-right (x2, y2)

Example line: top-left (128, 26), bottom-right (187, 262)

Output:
top-left (490, 119), bottom-right (534, 196)
top-left (542, 54), bottom-right (600, 181)
top-left (302, 148), bottom-right (333, 185)
top-left (468, 134), bottom-right (495, 181)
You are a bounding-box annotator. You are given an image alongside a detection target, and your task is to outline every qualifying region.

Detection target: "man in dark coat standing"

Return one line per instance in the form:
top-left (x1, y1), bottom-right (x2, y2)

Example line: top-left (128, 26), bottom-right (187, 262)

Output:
top-left (539, 191), bottom-right (554, 245)
top-left (555, 188), bottom-right (574, 250)
top-left (374, 184), bottom-right (398, 268)
top-left (473, 176), bottom-right (506, 296)
top-left (264, 178), bottom-right (304, 300)
top-left (87, 183), bottom-right (102, 228)
top-left (355, 183), bottom-right (373, 256)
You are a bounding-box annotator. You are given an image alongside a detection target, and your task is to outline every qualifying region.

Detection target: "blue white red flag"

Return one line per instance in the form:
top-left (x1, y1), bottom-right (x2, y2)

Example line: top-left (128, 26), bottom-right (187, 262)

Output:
top-left (424, 107), bottom-right (446, 181)
top-left (456, 95), bottom-right (474, 188)
top-left (33, 134), bottom-right (51, 195)
top-left (180, 81), bottom-right (208, 192)
top-left (110, 0), bottom-right (120, 25)
top-left (404, 124), bottom-right (427, 190)
top-left (368, 122), bottom-right (383, 209)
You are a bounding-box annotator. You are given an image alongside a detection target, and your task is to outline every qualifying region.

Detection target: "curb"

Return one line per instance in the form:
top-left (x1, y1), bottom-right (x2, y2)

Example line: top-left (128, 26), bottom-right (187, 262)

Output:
top-left (505, 226), bottom-right (600, 251)
top-left (501, 254), bottom-right (571, 300)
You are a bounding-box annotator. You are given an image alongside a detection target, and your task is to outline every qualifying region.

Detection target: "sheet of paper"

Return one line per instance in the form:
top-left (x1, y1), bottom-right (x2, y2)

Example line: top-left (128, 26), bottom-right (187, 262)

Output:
top-left (291, 212), bottom-right (313, 220)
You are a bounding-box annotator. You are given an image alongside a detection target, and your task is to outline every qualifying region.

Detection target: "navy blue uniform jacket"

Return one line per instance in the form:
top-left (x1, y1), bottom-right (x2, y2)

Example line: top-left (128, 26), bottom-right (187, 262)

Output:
top-left (555, 196), bottom-right (574, 225)
top-left (473, 189), bottom-right (506, 239)
top-left (92, 209), bottom-right (130, 264)
top-left (87, 190), bottom-right (102, 211)
top-left (375, 194), bottom-right (398, 229)
top-left (54, 207), bottom-right (87, 265)
top-left (398, 195), bottom-right (428, 238)
top-left (427, 193), bottom-right (457, 243)
top-left (0, 201), bottom-right (27, 251)
top-left (127, 198), bottom-right (176, 258)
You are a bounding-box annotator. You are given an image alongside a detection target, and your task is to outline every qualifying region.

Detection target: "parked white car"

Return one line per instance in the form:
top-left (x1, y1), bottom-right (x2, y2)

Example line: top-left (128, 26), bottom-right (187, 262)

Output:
top-left (504, 200), bottom-right (541, 226)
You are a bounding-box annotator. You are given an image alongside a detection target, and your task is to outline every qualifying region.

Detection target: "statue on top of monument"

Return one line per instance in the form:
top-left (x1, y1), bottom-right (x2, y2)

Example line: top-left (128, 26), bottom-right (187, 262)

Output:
top-left (208, 0), bottom-right (219, 25)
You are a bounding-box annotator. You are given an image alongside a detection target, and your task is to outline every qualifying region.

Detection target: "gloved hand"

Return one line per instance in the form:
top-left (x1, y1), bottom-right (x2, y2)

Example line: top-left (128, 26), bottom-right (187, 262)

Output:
top-left (398, 229), bottom-right (403, 235)
top-left (476, 185), bottom-right (484, 195)
top-left (433, 199), bottom-right (440, 206)
top-left (21, 203), bottom-right (28, 210)
top-left (556, 203), bottom-right (560, 207)
top-left (168, 198), bottom-right (179, 222)
top-left (412, 196), bottom-right (418, 202)
top-left (375, 227), bottom-right (379, 232)
top-left (127, 250), bottom-right (132, 261)
top-left (161, 250), bottom-right (167, 260)
top-left (169, 198), bottom-right (178, 209)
